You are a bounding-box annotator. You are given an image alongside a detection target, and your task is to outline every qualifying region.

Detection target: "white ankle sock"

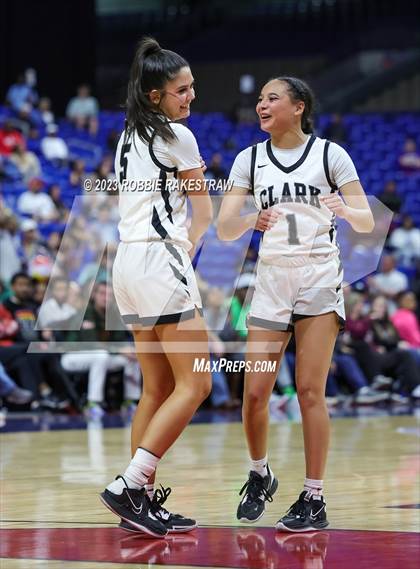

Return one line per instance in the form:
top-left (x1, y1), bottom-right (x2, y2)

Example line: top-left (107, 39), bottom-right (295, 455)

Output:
top-left (107, 448), bottom-right (160, 495)
top-left (145, 483), bottom-right (154, 500)
top-left (304, 477), bottom-right (323, 498)
top-left (250, 455), bottom-right (268, 478)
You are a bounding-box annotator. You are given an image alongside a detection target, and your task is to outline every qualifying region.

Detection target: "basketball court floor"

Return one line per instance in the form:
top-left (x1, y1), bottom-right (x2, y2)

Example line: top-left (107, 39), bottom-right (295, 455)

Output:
top-left (1, 406), bottom-right (419, 569)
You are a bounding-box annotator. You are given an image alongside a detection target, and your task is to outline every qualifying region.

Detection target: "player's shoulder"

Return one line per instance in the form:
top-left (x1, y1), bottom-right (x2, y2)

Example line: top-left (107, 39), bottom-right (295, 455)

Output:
top-left (168, 121), bottom-right (197, 143)
top-left (320, 137), bottom-right (349, 157)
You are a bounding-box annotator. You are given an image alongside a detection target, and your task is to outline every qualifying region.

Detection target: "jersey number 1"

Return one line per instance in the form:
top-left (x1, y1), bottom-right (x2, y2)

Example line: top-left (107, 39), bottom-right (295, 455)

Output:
top-left (286, 214), bottom-right (301, 245)
top-left (119, 143), bottom-right (131, 183)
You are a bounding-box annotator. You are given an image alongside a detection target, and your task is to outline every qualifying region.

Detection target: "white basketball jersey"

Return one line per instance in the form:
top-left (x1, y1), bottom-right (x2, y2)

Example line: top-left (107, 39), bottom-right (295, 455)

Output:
top-left (249, 135), bottom-right (342, 262)
top-left (114, 125), bottom-right (195, 251)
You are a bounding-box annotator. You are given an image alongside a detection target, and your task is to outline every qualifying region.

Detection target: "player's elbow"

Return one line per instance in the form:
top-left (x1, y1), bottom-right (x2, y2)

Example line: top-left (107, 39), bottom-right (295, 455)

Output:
top-left (361, 214), bottom-right (375, 233)
top-left (216, 220), bottom-right (230, 241)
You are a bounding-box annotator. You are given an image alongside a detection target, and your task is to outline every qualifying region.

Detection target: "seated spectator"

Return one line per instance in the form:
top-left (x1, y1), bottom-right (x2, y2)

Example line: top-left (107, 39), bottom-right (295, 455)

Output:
top-left (369, 296), bottom-right (420, 399)
top-left (37, 277), bottom-right (76, 330)
top-left (9, 141), bottom-right (42, 182)
top-left (0, 361), bottom-right (33, 405)
top-left (17, 177), bottom-right (58, 221)
top-left (203, 287), bottom-right (241, 409)
top-left (47, 184), bottom-right (69, 222)
top-left (95, 156), bottom-right (117, 195)
top-left (327, 343), bottom-right (388, 405)
top-left (345, 293), bottom-right (420, 400)
top-left (69, 158), bottom-right (87, 188)
top-left (391, 291), bottom-right (420, 350)
top-left (0, 121), bottom-right (24, 157)
top-left (206, 153), bottom-right (226, 181)
top-left (368, 254), bottom-right (408, 312)
top-left (0, 209), bottom-right (21, 284)
top-left (6, 74), bottom-right (38, 113)
top-left (378, 180), bottom-right (402, 214)
top-left (91, 203), bottom-right (118, 246)
top-left (61, 282), bottom-right (140, 418)
top-left (32, 97), bottom-right (55, 127)
top-left (0, 272), bottom-right (75, 408)
top-left (18, 219), bottom-right (52, 274)
top-left (398, 137), bottom-right (420, 174)
top-left (389, 215), bottom-right (420, 267)
top-left (66, 84), bottom-right (99, 136)
top-left (41, 124), bottom-right (69, 166)
top-left (323, 113), bottom-right (348, 144)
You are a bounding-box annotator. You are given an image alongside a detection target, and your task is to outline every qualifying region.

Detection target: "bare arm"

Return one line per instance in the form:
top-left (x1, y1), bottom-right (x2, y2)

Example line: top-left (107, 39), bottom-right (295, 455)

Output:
top-left (321, 180), bottom-right (375, 233)
top-left (217, 186), bottom-right (281, 241)
top-left (178, 167), bottom-right (213, 249)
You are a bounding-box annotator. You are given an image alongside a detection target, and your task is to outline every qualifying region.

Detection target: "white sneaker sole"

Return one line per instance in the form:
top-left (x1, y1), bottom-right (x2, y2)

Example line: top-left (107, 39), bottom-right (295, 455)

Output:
top-left (275, 520), bottom-right (329, 532)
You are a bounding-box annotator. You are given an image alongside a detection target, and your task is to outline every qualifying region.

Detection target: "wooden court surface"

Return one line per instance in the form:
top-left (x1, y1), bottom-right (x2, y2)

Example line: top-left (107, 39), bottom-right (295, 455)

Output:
top-left (1, 415), bottom-right (419, 568)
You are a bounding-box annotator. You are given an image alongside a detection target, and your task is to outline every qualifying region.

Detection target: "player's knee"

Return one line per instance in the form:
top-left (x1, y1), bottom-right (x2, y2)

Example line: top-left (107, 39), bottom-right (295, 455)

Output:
top-left (197, 376), bottom-right (212, 402)
top-left (296, 383), bottom-right (323, 408)
top-left (244, 389), bottom-right (270, 413)
top-left (142, 386), bottom-right (172, 406)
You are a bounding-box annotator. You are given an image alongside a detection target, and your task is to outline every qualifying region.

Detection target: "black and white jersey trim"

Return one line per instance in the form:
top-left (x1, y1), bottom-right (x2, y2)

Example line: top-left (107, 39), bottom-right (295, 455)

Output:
top-left (266, 134), bottom-right (316, 174)
top-left (323, 140), bottom-right (338, 193)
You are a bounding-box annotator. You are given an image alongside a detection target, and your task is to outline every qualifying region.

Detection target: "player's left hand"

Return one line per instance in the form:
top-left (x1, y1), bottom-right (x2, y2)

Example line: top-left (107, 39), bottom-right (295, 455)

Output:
top-left (320, 194), bottom-right (348, 218)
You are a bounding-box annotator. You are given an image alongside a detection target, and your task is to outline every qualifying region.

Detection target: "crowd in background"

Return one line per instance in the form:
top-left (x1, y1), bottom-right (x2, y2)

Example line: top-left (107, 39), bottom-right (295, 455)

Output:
top-left (0, 71), bottom-right (419, 418)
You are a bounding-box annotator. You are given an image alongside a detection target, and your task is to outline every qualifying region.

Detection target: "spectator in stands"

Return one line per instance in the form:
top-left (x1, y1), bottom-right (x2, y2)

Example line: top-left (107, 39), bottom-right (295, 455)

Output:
top-left (5, 74), bottom-right (38, 113)
top-left (0, 272), bottom-right (74, 408)
top-left (202, 287), bottom-right (241, 409)
top-left (389, 215), bottom-right (420, 267)
top-left (345, 293), bottom-right (419, 401)
top-left (368, 254), bottom-right (408, 312)
top-left (398, 137), bottom-right (420, 174)
top-left (37, 277), bottom-right (77, 330)
top-left (61, 281), bottom-right (140, 418)
top-left (69, 159), bottom-right (87, 188)
top-left (0, 121), bottom-right (24, 157)
top-left (17, 177), bottom-right (58, 221)
top-left (369, 295), bottom-right (420, 400)
top-left (18, 219), bottom-right (51, 273)
top-left (95, 156), bottom-right (117, 195)
top-left (46, 230), bottom-right (63, 257)
top-left (41, 124), bottom-right (69, 166)
top-left (32, 97), bottom-right (55, 127)
top-left (0, 209), bottom-right (21, 284)
top-left (0, 361), bottom-right (33, 405)
top-left (378, 180), bottom-right (402, 214)
top-left (66, 84), bottom-right (99, 136)
top-left (33, 279), bottom-right (47, 308)
top-left (206, 153), bottom-right (226, 181)
top-left (323, 113), bottom-right (348, 144)
top-left (47, 185), bottom-right (69, 222)
top-left (91, 203), bottom-right (118, 246)
top-left (391, 291), bottom-right (420, 351)
top-left (9, 141), bottom-right (42, 183)
top-left (328, 340), bottom-right (388, 405)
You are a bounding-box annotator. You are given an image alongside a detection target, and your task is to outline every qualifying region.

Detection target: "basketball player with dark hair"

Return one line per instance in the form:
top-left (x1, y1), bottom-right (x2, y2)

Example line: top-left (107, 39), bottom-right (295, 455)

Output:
top-left (100, 37), bottom-right (213, 537)
top-left (218, 76), bottom-right (374, 532)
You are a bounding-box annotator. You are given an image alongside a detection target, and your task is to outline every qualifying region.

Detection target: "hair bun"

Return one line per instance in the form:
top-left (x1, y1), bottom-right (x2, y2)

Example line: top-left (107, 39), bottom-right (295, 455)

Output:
top-left (141, 37), bottom-right (162, 58)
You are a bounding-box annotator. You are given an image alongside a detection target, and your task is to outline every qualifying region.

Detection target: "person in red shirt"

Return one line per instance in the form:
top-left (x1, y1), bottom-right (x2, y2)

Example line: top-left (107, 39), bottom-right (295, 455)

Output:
top-left (0, 121), bottom-right (24, 156)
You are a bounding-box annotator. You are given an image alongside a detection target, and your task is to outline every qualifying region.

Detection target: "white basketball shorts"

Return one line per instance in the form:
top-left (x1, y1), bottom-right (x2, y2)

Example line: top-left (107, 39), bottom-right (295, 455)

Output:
top-left (113, 241), bottom-right (202, 326)
top-left (248, 253), bottom-right (345, 332)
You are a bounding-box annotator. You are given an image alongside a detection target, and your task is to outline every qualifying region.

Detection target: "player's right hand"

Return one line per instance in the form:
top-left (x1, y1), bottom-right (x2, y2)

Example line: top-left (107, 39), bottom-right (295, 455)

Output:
top-left (255, 207), bottom-right (282, 231)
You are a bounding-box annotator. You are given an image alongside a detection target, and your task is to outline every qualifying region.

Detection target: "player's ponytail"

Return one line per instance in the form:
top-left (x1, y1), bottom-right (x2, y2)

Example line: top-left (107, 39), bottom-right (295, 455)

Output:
top-left (276, 77), bottom-right (315, 134)
top-left (126, 36), bottom-right (189, 143)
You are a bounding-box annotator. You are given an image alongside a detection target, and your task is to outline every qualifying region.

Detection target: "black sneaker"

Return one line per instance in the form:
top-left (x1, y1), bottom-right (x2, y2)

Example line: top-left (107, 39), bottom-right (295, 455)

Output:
top-left (275, 491), bottom-right (329, 532)
top-left (237, 466), bottom-right (278, 523)
top-left (100, 476), bottom-right (167, 538)
top-left (119, 485), bottom-right (196, 533)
